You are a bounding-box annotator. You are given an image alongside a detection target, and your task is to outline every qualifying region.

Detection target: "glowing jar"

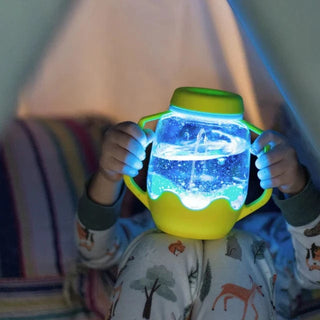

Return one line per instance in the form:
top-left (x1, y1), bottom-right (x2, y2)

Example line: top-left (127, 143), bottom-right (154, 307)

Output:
top-left (124, 87), bottom-right (272, 239)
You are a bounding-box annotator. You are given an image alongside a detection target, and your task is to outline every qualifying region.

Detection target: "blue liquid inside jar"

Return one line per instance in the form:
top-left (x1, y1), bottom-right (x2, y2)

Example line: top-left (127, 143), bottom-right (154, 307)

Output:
top-left (147, 110), bottom-right (250, 210)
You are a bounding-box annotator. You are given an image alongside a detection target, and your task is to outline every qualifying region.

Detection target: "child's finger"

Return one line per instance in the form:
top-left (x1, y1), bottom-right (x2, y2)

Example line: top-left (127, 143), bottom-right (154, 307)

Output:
top-left (255, 143), bottom-right (288, 170)
top-left (257, 162), bottom-right (286, 181)
top-left (122, 165), bottom-right (139, 177)
top-left (106, 143), bottom-right (142, 168)
top-left (260, 172), bottom-right (294, 190)
top-left (109, 129), bottom-right (146, 161)
top-left (251, 130), bottom-right (284, 155)
top-left (103, 155), bottom-right (140, 177)
top-left (116, 122), bottom-right (152, 159)
top-left (118, 122), bottom-right (150, 147)
top-left (259, 177), bottom-right (279, 190)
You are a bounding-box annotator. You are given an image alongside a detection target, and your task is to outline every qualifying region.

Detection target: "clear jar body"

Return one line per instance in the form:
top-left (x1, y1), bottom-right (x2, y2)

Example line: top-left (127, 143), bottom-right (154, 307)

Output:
top-left (147, 108), bottom-right (251, 210)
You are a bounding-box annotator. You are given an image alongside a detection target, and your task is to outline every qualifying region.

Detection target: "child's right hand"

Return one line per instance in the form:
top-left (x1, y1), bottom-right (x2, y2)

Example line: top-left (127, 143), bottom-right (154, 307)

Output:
top-left (99, 121), bottom-right (154, 182)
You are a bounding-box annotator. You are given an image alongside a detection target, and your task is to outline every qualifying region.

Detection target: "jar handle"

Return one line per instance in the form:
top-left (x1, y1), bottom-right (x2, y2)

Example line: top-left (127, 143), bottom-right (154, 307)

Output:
top-left (123, 111), bottom-right (171, 210)
top-left (237, 120), bottom-right (273, 221)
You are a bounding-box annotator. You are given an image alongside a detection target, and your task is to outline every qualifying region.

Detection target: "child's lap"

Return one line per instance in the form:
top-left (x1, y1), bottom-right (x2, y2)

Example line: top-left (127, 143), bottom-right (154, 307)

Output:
top-left (110, 229), bottom-right (276, 319)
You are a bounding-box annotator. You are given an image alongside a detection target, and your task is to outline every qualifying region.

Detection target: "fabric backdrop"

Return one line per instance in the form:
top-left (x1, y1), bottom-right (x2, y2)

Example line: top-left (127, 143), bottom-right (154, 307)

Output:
top-left (19, 0), bottom-right (282, 130)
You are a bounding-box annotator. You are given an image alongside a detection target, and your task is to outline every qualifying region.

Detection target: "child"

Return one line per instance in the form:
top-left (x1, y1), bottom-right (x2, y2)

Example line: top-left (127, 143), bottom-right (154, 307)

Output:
top-left (77, 121), bottom-right (320, 319)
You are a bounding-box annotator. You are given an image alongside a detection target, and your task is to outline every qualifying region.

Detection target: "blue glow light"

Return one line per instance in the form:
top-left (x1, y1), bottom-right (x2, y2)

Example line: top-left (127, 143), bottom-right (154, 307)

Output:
top-left (169, 106), bottom-right (243, 121)
top-left (147, 110), bottom-right (250, 210)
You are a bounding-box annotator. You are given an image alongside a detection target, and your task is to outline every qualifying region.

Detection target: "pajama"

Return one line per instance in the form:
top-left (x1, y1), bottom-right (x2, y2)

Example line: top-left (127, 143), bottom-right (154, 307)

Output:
top-left (108, 229), bottom-right (276, 320)
top-left (76, 177), bottom-right (320, 319)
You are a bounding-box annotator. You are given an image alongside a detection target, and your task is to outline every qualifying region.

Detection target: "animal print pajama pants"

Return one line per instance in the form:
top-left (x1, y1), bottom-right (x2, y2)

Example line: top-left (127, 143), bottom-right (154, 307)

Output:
top-left (107, 229), bottom-right (276, 320)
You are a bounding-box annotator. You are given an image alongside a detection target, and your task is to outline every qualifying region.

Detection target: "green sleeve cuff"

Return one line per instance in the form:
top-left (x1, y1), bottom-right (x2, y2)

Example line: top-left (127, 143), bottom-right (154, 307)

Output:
top-left (273, 177), bottom-right (320, 227)
top-left (77, 181), bottom-right (125, 231)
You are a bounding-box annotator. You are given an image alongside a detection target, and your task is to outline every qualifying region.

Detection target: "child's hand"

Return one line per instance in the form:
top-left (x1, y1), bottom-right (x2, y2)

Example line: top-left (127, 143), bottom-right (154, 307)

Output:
top-left (99, 121), bottom-right (154, 182)
top-left (250, 130), bottom-right (307, 195)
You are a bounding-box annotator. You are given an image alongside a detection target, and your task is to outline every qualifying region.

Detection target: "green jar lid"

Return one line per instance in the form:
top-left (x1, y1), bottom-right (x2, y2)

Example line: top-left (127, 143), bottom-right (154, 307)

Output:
top-left (170, 87), bottom-right (244, 115)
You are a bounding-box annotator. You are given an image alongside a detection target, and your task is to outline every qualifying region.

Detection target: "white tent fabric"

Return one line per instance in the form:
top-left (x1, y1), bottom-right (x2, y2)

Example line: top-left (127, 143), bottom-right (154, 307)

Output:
top-left (19, 0), bottom-right (282, 130)
top-left (228, 0), bottom-right (320, 186)
top-left (0, 0), bottom-right (73, 136)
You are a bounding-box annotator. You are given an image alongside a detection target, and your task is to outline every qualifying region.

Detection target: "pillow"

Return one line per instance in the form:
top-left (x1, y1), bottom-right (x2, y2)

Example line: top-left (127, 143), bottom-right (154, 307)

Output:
top-left (0, 117), bottom-right (112, 279)
top-left (0, 116), bottom-right (113, 319)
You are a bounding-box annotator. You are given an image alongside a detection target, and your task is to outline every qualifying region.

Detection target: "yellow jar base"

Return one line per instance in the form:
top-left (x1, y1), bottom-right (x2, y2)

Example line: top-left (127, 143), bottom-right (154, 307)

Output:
top-left (149, 192), bottom-right (240, 240)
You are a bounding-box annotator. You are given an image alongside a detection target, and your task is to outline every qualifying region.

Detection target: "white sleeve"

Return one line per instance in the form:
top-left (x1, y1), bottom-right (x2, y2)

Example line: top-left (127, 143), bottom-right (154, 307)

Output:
top-left (287, 214), bottom-right (320, 289)
top-left (76, 211), bottom-right (155, 269)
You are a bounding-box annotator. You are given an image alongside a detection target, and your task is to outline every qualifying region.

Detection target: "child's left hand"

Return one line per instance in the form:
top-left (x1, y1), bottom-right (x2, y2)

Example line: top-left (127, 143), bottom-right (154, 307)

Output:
top-left (250, 130), bottom-right (307, 195)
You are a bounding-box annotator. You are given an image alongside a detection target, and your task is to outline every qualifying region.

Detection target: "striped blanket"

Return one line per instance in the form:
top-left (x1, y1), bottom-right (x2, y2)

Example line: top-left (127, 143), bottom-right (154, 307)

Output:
top-left (0, 117), bottom-right (113, 319)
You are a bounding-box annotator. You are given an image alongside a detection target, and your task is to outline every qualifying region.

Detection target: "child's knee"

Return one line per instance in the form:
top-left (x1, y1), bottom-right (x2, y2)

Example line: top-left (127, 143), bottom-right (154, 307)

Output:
top-left (114, 230), bottom-right (204, 313)
top-left (203, 229), bottom-right (268, 262)
top-left (125, 230), bottom-right (202, 258)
